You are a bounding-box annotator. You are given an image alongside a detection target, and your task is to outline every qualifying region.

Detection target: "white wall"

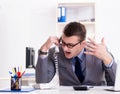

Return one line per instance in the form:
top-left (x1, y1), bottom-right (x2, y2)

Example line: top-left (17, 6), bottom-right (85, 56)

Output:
top-left (95, 0), bottom-right (120, 61)
top-left (0, 0), bottom-right (57, 77)
top-left (0, 0), bottom-right (120, 78)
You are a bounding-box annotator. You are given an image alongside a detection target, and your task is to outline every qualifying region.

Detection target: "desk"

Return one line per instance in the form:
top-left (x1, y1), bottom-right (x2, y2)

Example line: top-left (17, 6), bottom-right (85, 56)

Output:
top-left (0, 85), bottom-right (120, 94)
top-left (0, 79), bottom-right (119, 94)
top-left (33, 86), bottom-right (120, 94)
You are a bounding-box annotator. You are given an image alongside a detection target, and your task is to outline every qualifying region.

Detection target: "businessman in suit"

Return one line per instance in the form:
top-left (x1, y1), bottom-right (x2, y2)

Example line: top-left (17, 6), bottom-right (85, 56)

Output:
top-left (36, 22), bottom-right (117, 86)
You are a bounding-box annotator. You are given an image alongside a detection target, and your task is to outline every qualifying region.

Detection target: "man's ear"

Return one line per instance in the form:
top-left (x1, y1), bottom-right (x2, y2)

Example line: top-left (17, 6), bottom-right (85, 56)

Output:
top-left (81, 40), bottom-right (86, 47)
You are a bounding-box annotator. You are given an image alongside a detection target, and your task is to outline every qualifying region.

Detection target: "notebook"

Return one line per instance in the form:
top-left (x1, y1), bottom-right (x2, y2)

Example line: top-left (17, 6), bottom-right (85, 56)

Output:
top-left (106, 60), bottom-right (120, 92)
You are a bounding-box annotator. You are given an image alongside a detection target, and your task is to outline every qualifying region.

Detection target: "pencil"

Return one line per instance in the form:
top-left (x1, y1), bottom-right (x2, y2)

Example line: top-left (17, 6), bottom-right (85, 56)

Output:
top-left (21, 71), bottom-right (25, 77)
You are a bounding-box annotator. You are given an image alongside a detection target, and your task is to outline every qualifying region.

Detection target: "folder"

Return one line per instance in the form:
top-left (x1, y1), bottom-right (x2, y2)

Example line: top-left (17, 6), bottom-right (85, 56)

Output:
top-left (58, 7), bottom-right (61, 22)
top-left (60, 7), bottom-right (66, 22)
top-left (58, 7), bottom-right (66, 22)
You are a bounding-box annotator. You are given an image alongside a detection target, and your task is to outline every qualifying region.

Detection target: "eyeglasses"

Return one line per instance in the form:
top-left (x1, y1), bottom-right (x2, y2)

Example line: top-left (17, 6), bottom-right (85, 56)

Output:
top-left (60, 39), bottom-right (82, 49)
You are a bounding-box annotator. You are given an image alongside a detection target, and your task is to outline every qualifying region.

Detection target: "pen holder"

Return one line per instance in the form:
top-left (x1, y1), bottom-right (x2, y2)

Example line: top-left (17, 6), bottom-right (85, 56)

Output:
top-left (11, 76), bottom-right (22, 90)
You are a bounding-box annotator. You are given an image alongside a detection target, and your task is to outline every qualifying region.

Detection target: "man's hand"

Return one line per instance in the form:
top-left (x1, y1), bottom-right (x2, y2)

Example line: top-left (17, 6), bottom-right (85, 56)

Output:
top-left (40, 36), bottom-right (60, 52)
top-left (84, 37), bottom-right (113, 65)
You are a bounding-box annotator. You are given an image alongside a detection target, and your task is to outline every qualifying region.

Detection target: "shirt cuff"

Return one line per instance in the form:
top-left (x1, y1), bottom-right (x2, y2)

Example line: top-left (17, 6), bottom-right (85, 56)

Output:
top-left (104, 59), bottom-right (113, 68)
top-left (40, 54), bottom-right (48, 59)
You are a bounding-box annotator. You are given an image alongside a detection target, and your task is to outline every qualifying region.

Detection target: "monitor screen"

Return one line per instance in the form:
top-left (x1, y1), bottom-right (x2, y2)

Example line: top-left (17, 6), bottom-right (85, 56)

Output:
top-left (26, 47), bottom-right (35, 69)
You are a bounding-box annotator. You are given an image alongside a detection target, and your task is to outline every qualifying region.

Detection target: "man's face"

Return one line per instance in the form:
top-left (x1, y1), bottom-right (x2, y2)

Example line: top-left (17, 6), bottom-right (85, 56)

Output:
top-left (61, 35), bottom-right (84, 59)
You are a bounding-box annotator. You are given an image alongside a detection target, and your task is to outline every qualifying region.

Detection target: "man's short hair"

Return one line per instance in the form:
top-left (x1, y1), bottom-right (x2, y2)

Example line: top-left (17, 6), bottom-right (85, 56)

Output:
top-left (63, 22), bottom-right (86, 41)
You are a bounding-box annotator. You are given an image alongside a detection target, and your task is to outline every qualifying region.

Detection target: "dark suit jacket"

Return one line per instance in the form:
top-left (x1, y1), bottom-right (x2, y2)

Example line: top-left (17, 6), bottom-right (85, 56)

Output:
top-left (35, 47), bottom-right (117, 86)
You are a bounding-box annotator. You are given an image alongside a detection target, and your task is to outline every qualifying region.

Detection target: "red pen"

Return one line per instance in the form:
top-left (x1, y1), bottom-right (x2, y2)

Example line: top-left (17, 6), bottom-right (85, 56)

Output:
top-left (17, 72), bottom-right (21, 77)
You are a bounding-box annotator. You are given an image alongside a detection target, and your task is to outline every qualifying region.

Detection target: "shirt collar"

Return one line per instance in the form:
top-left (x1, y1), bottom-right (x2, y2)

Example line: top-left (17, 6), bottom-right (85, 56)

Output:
top-left (71, 48), bottom-right (85, 63)
top-left (77, 48), bottom-right (85, 62)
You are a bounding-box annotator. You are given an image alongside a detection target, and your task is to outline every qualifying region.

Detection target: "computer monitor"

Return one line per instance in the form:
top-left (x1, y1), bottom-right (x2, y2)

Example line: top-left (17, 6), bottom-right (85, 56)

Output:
top-left (26, 47), bottom-right (35, 69)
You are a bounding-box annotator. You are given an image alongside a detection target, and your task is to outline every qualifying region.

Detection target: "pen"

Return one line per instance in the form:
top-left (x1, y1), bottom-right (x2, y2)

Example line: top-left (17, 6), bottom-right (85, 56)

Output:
top-left (21, 71), bottom-right (25, 77)
top-left (17, 71), bottom-right (21, 77)
top-left (12, 68), bottom-right (15, 76)
top-left (14, 67), bottom-right (17, 74)
top-left (20, 66), bottom-right (22, 73)
top-left (9, 71), bottom-right (14, 77)
top-left (9, 71), bottom-right (12, 74)
top-left (18, 66), bottom-right (19, 72)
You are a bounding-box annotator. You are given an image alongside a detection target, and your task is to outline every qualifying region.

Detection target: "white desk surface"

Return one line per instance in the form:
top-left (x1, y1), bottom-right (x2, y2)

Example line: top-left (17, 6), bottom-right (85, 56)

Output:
top-left (0, 86), bottom-right (120, 94)
top-left (33, 86), bottom-right (120, 94)
top-left (0, 79), bottom-right (120, 94)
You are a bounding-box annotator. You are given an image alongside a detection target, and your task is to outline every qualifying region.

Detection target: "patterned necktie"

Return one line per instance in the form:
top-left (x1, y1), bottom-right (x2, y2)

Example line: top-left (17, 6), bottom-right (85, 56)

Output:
top-left (75, 57), bottom-right (84, 83)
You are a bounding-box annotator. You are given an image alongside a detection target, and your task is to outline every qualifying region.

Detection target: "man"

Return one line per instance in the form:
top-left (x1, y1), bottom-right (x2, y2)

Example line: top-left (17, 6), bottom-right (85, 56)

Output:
top-left (36, 22), bottom-right (117, 86)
